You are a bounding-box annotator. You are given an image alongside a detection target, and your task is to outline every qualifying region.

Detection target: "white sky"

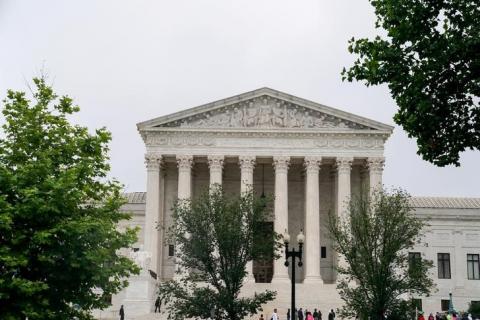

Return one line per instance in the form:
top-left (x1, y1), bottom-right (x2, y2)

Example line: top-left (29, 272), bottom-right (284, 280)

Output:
top-left (1, 0), bottom-right (479, 197)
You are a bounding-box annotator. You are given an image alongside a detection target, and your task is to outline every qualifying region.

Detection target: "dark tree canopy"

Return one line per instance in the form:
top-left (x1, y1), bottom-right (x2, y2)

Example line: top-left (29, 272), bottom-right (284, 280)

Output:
top-left (0, 78), bottom-right (139, 320)
top-left (343, 0), bottom-right (480, 166)
top-left (158, 187), bottom-right (280, 320)
top-left (328, 190), bottom-right (434, 320)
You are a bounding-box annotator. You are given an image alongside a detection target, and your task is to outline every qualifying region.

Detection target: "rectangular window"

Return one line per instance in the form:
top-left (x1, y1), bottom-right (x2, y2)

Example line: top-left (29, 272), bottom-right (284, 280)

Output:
top-left (438, 253), bottom-right (451, 279)
top-left (321, 247), bottom-right (327, 259)
top-left (409, 252), bottom-right (421, 270)
top-left (168, 244), bottom-right (175, 257)
top-left (441, 300), bottom-right (450, 311)
top-left (467, 254), bottom-right (480, 280)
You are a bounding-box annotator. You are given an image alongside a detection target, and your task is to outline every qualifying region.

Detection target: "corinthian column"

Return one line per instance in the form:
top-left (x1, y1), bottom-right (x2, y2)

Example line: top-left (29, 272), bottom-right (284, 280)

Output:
top-left (336, 157), bottom-right (353, 219)
top-left (177, 155), bottom-right (194, 200)
top-left (175, 155), bottom-right (193, 278)
top-left (239, 156), bottom-right (256, 193)
top-left (144, 153), bottom-right (163, 275)
top-left (304, 156), bottom-right (323, 284)
top-left (208, 155), bottom-right (224, 188)
top-left (272, 156), bottom-right (290, 282)
top-left (367, 157), bottom-right (385, 198)
top-left (239, 155), bottom-right (256, 281)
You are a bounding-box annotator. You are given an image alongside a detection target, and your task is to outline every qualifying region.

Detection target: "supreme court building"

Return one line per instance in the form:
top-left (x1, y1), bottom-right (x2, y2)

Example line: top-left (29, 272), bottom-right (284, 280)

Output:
top-left (96, 88), bottom-right (480, 319)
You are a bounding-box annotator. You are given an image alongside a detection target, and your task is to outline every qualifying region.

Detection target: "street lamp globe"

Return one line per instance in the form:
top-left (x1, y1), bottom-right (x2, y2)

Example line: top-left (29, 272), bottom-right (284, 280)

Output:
top-left (283, 229), bottom-right (291, 244)
top-left (297, 230), bottom-right (305, 244)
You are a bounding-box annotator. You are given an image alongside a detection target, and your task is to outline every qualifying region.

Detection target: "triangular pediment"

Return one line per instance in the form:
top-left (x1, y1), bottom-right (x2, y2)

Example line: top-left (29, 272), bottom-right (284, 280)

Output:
top-left (137, 88), bottom-right (393, 132)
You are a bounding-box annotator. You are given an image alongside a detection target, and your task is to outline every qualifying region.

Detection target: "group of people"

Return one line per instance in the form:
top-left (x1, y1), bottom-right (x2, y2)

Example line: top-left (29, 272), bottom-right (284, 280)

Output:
top-left (264, 307), bottom-right (336, 320)
top-left (418, 312), bottom-right (475, 320)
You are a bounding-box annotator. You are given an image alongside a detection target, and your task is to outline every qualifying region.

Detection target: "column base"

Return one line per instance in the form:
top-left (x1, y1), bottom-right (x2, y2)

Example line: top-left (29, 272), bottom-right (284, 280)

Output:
top-left (303, 276), bottom-right (324, 284)
top-left (271, 275), bottom-right (290, 284)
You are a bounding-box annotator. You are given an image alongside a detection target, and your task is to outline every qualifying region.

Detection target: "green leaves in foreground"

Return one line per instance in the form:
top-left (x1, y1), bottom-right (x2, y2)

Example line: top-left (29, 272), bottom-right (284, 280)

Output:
top-left (343, 0), bottom-right (480, 166)
top-left (0, 78), bottom-right (139, 320)
top-left (158, 187), bottom-right (280, 320)
top-left (328, 189), bottom-right (434, 320)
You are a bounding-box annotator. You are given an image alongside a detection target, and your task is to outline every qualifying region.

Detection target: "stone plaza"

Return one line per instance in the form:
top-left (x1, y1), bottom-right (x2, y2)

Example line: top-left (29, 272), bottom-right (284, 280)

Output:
top-left (94, 88), bottom-right (480, 319)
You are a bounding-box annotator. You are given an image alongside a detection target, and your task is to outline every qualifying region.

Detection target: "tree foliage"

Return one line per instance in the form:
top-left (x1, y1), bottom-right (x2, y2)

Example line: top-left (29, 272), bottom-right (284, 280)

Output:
top-left (158, 187), bottom-right (280, 320)
top-left (343, 0), bottom-right (480, 166)
top-left (0, 78), bottom-right (139, 320)
top-left (328, 189), bottom-right (434, 320)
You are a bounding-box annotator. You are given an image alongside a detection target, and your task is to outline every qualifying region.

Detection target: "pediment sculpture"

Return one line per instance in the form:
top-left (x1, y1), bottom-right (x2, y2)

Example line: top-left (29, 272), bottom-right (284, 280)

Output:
top-left (158, 96), bottom-right (372, 130)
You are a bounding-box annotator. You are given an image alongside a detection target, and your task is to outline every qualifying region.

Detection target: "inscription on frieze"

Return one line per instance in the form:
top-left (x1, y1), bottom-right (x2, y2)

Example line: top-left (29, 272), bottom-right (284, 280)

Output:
top-left (159, 96), bottom-right (372, 130)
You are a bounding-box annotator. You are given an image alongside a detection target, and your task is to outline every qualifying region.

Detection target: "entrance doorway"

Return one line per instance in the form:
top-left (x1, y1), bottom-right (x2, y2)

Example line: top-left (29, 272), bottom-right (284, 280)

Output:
top-left (253, 222), bottom-right (274, 283)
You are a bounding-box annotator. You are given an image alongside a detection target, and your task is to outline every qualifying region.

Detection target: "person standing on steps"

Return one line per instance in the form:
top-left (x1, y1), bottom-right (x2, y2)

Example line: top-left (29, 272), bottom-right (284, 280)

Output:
top-left (328, 309), bottom-right (335, 320)
top-left (154, 296), bottom-right (161, 313)
top-left (119, 305), bottom-right (125, 320)
top-left (271, 308), bottom-right (279, 320)
top-left (287, 309), bottom-right (291, 320)
top-left (298, 308), bottom-right (304, 320)
top-left (313, 309), bottom-right (319, 320)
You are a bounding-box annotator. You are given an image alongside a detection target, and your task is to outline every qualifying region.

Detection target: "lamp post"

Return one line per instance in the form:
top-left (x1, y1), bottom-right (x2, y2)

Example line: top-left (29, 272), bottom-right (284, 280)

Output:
top-left (283, 229), bottom-right (305, 320)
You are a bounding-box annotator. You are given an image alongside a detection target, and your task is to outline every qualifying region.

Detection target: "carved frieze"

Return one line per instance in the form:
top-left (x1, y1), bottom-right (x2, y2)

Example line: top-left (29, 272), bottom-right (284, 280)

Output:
top-left (159, 96), bottom-right (372, 130)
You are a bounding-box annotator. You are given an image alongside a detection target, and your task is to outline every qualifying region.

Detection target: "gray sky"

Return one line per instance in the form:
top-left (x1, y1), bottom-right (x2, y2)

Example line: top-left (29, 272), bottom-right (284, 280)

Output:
top-left (1, 0), bottom-right (479, 197)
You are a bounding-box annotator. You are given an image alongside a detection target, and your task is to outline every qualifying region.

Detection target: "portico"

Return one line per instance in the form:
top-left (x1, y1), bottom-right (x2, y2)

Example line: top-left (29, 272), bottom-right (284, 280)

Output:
top-left (137, 87), bottom-right (392, 285)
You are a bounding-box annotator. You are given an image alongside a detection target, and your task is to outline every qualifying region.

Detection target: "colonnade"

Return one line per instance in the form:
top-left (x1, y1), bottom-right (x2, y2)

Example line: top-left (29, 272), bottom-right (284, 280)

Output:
top-left (143, 154), bottom-right (385, 283)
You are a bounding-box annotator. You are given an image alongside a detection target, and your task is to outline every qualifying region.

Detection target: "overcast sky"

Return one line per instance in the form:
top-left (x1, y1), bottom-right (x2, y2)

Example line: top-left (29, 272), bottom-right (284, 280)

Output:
top-left (1, 0), bottom-right (479, 197)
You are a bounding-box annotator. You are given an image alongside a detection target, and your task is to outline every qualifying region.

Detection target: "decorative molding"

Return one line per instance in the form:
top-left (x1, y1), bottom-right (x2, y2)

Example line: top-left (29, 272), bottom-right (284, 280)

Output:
top-left (336, 157), bottom-right (353, 174)
top-left (367, 157), bottom-right (385, 174)
top-left (159, 96), bottom-right (371, 130)
top-left (207, 155), bottom-right (224, 170)
top-left (144, 131), bottom-right (387, 153)
top-left (273, 156), bottom-right (290, 172)
top-left (304, 156), bottom-right (322, 174)
top-left (176, 155), bottom-right (194, 171)
top-left (145, 153), bottom-right (162, 170)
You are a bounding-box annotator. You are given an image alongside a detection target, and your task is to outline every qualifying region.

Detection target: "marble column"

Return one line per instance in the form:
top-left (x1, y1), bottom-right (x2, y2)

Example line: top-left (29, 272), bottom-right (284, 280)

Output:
top-left (239, 155), bottom-right (256, 281)
top-left (336, 157), bottom-right (353, 219)
top-left (367, 157), bottom-right (384, 198)
top-left (304, 156), bottom-right (323, 283)
top-left (335, 157), bottom-right (352, 279)
top-left (177, 155), bottom-right (193, 200)
top-left (144, 153), bottom-right (163, 275)
top-left (239, 156), bottom-right (256, 193)
top-left (208, 155), bottom-right (224, 190)
top-left (272, 156), bottom-right (290, 282)
top-left (175, 155), bottom-right (193, 278)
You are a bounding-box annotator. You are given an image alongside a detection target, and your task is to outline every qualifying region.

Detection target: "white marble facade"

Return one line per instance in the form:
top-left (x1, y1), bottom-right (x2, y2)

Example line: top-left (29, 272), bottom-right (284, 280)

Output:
top-left (98, 88), bottom-right (480, 319)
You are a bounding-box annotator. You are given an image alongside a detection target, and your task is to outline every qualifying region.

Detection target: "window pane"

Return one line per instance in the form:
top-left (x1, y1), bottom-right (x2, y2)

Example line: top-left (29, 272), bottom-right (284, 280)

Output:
top-left (438, 253), bottom-right (451, 279)
top-left (467, 254), bottom-right (480, 280)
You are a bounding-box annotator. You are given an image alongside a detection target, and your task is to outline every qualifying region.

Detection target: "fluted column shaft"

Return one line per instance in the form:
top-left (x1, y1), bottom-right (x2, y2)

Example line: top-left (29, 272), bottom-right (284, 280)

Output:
top-left (239, 156), bottom-right (255, 194)
top-left (336, 157), bottom-right (353, 219)
top-left (367, 157), bottom-right (384, 198)
top-left (239, 156), bottom-right (256, 281)
top-left (272, 156), bottom-right (290, 282)
top-left (208, 155), bottom-right (224, 187)
top-left (177, 155), bottom-right (193, 200)
top-left (175, 155), bottom-right (194, 278)
top-left (335, 157), bottom-right (352, 279)
top-left (145, 154), bottom-right (163, 275)
top-left (304, 156), bottom-right (323, 283)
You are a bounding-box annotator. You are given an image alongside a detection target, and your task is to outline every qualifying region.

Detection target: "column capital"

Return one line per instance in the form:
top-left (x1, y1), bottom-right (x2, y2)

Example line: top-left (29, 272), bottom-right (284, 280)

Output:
top-left (145, 153), bottom-right (162, 170)
top-left (336, 157), bottom-right (353, 174)
top-left (207, 155), bottom-right (224, 170)
top-left (367, 157), bottom-right (385, 174)
top-left (238, 155), bottom-right (256, 170)
top-left (176, 155), bottom-right (194, 171)
top-left (273, 156), bottom-right (290, 172)
top-left (304, 156), bottom-right (322, 173)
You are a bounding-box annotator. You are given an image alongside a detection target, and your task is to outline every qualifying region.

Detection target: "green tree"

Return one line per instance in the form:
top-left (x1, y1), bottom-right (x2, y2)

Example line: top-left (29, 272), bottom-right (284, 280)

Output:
top-left (0, 78), bottom-right (139, 320)
top-left (342, 0), bottom-right (480, 166)
top-left (328, 189), bottom-right (434, 320)
top-left (158, 186), bottom-right (280, 320)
